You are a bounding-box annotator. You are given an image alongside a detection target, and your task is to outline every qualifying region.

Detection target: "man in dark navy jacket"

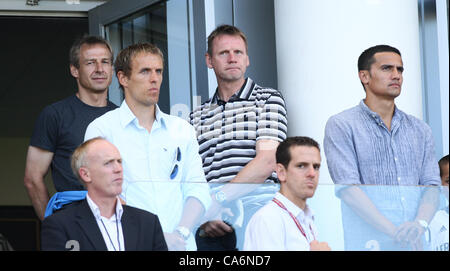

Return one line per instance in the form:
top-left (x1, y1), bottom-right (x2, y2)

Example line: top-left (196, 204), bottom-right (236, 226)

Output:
top-left (41, 137), bottom-right (167, 251)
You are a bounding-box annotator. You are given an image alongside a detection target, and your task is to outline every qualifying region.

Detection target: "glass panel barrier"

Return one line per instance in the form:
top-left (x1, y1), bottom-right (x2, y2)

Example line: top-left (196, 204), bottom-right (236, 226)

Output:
top-left (122, 180), bottom-right (448, 251)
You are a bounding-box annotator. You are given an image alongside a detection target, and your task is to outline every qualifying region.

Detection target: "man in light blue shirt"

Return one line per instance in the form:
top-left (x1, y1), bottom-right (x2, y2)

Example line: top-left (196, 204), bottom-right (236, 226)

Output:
top-left (85, 43), bottom-right (211, 251)
top-left (324, 45), bottom-right (440, 250)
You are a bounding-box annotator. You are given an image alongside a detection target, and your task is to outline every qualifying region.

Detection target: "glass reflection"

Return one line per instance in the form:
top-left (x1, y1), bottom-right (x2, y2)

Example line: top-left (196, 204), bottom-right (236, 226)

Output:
top-left (123, 180), bottom-right (448, 251)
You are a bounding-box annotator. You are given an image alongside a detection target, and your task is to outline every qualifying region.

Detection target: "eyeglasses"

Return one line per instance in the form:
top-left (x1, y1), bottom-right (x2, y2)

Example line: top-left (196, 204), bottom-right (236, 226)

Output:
top-left (170, 147), bottom-right (181, 180)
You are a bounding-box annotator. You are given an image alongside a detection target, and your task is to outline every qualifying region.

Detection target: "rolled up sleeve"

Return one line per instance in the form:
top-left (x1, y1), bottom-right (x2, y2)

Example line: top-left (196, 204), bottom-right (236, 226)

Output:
top-left (419, 126), bottom-right (441, 186)
top-left (180, 126), bottom-right (212, 211)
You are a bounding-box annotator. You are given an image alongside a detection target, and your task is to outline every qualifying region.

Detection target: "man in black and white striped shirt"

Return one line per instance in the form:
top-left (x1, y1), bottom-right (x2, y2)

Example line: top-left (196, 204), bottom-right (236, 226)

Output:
top-left (190, 25), bottom-right (288, 250)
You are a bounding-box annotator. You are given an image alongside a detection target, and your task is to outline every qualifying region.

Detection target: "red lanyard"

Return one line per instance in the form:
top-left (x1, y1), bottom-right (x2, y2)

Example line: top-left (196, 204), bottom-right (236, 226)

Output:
top-left (272, 198), bottom-right (315, 242)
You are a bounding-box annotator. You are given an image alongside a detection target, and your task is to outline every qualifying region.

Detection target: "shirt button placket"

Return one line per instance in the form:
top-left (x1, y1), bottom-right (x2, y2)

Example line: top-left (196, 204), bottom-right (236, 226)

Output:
top-left (147, 133), bottom-right (152, 178)
top-left (391, 135), bottom-right (402, 184)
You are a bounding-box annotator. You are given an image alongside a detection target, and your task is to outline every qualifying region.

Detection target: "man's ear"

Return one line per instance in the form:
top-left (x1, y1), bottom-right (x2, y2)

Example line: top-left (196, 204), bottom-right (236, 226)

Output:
top-left (79, 167), bottom-right (91, 184)
top-left (117, 71), bottom-right (129, 88)
top-left (205, 53), bottom-right (213, 69)
top-left (359, 70), bottom-right (370, 85)
top-left (276, 163), bottom-right (287, 183)
top-left (70, 65), bottom-right (79, 78)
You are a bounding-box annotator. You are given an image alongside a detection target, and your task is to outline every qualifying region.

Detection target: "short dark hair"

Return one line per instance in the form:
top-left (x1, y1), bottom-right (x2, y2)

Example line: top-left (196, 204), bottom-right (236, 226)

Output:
top-left (439, 154), bottom-right (449, 177)
top-left (276, 136), bottom-right (320, 168)
top-left (69, 35), bottom-right (113, 69)
top-left (358, 44), bottom-right (401, 72)
top-left (114, 43), bottom-right (164, 91)
top-left (357, 44), bottom-right (401, 91)
top-left (114, 42), bottom-right (164, 78)
top-left (207, 24), bottom-right (248, 56)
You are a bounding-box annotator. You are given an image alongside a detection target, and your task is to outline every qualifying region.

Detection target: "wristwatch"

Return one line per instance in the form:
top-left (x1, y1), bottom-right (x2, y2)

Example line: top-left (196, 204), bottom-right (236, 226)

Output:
top-left (175, 226), bottom-right (191, 240)
top-left (215, 190), bottom-right (227, 205)
top-left (417, 220), bottom-right (429, 229)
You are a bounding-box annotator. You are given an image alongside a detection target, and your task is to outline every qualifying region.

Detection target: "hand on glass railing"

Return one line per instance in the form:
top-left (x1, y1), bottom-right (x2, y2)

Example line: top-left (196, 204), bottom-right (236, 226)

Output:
top-left (198, 220), bottom-right (234, 238)
top-left (393, 221), bottom-right (424, 251)
top-left (199, 198), bottom-right (235, 237)
top-left (309, 240), bottom-right (332, 251)
top-left (164, 232), bottom-right (186, 251)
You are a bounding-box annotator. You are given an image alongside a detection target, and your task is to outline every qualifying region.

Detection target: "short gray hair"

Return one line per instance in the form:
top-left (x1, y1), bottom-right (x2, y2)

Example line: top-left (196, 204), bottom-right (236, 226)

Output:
top-left (71, 137), bottom-right (105, 181)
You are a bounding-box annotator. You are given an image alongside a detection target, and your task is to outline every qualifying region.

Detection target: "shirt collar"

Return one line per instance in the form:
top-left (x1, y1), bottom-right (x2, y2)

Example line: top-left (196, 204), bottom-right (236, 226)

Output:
top-left (359, 99), bottom-right (403, 129)
top-left (274, 192), bottom-right (314, 221)
top-left (86, 194), bottom-right (123, 221)
top-left (210, 77), bottom-right (254, 106)
top-left (119, 100), bottom-right (167, 130)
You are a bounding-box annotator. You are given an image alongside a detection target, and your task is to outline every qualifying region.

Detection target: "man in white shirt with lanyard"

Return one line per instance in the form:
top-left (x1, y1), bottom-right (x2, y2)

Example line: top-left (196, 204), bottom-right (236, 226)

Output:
top-left (244, 136), bottom-right (330, 251)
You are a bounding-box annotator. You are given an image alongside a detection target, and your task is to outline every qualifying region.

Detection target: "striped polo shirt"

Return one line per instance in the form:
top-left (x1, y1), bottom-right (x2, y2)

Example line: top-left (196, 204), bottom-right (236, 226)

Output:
top-left (189, 78), bottom-right (288, 183)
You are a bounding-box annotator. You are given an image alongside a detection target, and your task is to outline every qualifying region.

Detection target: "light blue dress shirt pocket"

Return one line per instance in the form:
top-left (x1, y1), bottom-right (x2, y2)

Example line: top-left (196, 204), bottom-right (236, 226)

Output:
top-left (156, 143), bottom-right (181, 182)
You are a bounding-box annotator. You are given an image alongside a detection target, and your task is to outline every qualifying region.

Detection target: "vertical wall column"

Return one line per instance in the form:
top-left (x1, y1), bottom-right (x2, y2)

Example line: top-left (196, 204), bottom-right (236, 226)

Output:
top-left (274, 0), bottom-right (424, 184)
top-left (436, 0), bottom-right (449, 156)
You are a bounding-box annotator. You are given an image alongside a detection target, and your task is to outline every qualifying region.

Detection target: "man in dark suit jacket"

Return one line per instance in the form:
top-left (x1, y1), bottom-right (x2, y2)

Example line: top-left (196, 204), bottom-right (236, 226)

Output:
top-left (41, 137), bottom-right (168, 251)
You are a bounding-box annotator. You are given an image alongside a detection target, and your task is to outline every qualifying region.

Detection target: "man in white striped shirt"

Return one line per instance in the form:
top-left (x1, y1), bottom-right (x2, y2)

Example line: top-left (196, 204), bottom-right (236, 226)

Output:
top-left (190, 25), bottom-right (287, 250)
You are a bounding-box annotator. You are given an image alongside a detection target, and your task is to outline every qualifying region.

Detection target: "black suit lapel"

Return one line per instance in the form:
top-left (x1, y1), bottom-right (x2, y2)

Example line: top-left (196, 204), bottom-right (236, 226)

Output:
top-left (76, 199), bottom-right (108, 251)
top-left (121, 207), bottom-right (138, 251)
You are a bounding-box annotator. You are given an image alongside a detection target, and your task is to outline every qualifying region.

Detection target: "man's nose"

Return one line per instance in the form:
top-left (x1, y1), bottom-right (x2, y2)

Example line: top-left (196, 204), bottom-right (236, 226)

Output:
top-left (392, 67), bottom-right (402, 79)
top-left (95, 62), bottom-right (105, 72)
top-left (306, 166), bottom-right (317, 177)
top-left (114, 161), bottom-right (122, 172)
top-left (228, 52), bottom-right (237, 62)
top-left (149, 71), bottom-right (158, 82)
